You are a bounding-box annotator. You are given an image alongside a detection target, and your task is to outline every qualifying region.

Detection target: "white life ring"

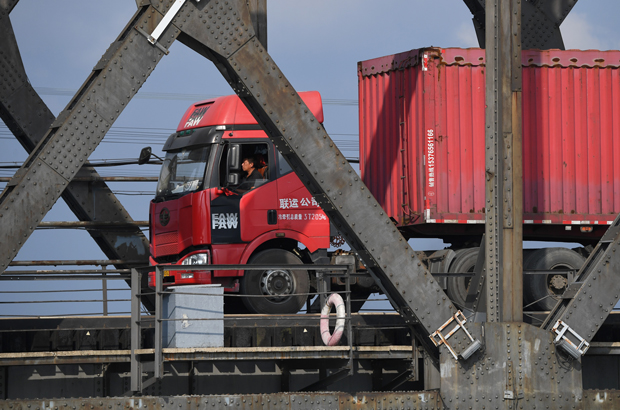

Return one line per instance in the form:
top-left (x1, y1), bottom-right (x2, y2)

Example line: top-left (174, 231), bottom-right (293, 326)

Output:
top-left (320, 293), bottom-right (346, 346)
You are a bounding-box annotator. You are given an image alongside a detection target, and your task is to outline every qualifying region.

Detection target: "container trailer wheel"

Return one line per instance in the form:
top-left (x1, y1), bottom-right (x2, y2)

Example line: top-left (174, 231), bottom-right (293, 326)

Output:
top-left (241, 248), bottom-right (310, 314)
top-left (523, 247), bottom-right (585, 311)
top-left (446, 248), bottom-right (479, 309)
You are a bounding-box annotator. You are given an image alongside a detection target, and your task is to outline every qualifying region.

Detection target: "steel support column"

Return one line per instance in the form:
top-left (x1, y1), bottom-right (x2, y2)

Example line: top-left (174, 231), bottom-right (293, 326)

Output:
top-left (484, 0), bottom-right (523, 323)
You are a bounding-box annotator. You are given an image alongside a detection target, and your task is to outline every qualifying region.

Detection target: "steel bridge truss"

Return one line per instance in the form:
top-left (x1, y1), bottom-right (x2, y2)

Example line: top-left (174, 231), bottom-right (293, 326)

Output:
top-left (2, 0), bottom-right (620, 408)
top-left (0, 0), bottom-right (479, 363)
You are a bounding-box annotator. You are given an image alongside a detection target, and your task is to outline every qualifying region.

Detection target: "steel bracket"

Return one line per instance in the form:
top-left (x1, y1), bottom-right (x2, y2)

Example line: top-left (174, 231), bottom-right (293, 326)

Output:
top-left (552, 320), bottom-right (590, 359)
top-left (430, 311), bottom-right (481, 361)
top-left (134, 0), bottom-right (199, 55)
top-left (151, 0), bottom-right (190, 42)
top-left (134, 26), bottom-right (170, 55)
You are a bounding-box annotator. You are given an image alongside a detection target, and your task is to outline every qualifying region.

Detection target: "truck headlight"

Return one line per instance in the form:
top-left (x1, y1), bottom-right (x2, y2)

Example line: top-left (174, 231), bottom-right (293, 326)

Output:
top-left (181, 252), bottom-right (209, 266)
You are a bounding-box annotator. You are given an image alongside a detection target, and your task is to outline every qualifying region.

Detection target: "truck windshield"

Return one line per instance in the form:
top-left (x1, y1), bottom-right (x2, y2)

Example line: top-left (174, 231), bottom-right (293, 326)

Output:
top-left (156, 146), bottom-right (211, 200)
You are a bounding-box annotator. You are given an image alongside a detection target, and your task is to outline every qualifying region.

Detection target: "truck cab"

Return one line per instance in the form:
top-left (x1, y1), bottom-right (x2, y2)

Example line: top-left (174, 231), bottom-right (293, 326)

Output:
top-left (146, 92), bottom-right (331, 314)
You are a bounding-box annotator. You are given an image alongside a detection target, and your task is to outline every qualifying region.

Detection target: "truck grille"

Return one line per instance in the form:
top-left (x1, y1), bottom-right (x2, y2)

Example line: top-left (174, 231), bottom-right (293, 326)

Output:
top-left (155, 232), bottom-right (179, 256)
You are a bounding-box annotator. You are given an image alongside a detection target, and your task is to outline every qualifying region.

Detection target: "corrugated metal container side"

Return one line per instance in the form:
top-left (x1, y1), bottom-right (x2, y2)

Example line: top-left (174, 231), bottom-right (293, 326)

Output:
top-left (358, 47), bottom-right (620, 240)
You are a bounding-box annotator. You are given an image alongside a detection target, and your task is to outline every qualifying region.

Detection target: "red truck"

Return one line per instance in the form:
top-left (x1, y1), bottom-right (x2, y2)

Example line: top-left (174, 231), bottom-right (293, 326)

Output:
top-left (143, 92), bottom-right (375, 314)
top-left (358, 47), bottom-right (620, 310)
top-left (144, 47), bottom-right (620, 314)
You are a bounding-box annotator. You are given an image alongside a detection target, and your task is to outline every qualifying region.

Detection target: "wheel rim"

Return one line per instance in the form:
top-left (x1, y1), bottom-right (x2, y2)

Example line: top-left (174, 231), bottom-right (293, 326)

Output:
top-left (547, 264), bottom-right (570, 296)
top-left (260, 269), bottom-right (295, 302)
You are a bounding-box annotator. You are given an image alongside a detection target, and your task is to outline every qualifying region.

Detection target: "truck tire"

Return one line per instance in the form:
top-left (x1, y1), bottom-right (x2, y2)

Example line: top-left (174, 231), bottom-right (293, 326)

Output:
top-left (446, 248), bottom-right (479, 309)
top-left (523, 247), bottom-right (585, 311)
top-left (241, 249), bottom-right (310, 314)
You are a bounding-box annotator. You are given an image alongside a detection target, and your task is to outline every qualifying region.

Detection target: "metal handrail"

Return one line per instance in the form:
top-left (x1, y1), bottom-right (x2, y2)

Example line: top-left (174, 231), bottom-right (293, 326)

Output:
top-left (130, 261), bottom-right (360, 392)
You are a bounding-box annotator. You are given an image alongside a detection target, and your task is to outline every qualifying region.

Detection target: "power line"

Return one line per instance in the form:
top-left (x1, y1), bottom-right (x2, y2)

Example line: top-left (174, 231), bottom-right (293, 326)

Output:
top-left (34, 87), bottom-right (359, 106)
top-left (0, 125), bottom-right (360, 155)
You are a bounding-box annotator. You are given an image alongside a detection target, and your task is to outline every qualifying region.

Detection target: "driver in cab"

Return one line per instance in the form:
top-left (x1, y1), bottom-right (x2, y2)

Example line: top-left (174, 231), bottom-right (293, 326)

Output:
top-left (241, 156), bottom-right (260, 185)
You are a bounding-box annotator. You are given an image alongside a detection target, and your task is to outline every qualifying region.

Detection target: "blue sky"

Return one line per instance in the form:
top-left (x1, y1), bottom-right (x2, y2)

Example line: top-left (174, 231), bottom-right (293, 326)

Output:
top-left (1, 0), bottom-right (619, 316)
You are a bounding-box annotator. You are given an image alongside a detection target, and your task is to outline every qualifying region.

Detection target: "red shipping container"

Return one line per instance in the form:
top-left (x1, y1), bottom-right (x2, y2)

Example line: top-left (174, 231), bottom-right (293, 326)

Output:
top-left (358, 47), bottom-right (620, 243)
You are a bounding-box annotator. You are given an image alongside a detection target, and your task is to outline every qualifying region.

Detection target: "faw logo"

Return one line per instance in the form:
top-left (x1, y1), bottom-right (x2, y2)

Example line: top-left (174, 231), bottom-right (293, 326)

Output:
top-left (159, 208), bottom-right (170, 226)
top-left (212, 213), bottom-right (239, 230)
top-left (184, 106), bottom-right (209, 128)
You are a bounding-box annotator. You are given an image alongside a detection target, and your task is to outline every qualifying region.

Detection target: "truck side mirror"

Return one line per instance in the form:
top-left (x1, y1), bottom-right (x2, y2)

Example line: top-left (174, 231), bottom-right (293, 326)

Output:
top-left (138, 147), bottom-right (152, 165)
top-left (228, 144), bottom-right (241, 171)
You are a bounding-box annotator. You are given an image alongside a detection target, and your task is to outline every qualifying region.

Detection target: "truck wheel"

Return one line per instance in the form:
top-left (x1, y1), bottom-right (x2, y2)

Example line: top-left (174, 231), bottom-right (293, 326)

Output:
top-left (523, 248), bottom-right (585, 311)
top-left (446, 248), bottom-right (479, 309)
top-left (241, 249), bottom-right (309, 314)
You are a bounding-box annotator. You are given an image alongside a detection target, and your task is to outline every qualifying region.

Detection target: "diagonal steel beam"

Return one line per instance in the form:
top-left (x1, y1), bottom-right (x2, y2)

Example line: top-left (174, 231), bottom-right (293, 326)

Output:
top-left (0, 5), bottom-right (151, 277)
top-left (462, 0), bottom-right (486, 47)
top-left (542, 213), bottom-right (620, 356)
top-left (0, 2), bottom-right (160, 310)
top-left (170, 0), bottom-right (479, 361)
top-left (0, 27), bottom-right (50, 149)
top-left (246, 0), bottom-right (267, 50)
top-left (0, 0), bottom-right (19, 15)
top-left (0, 4), bottom-right (154, 309)
top-left (0, 3), bottom-right (180, 283)
top-left (0, 1), bottom-right (265, 311)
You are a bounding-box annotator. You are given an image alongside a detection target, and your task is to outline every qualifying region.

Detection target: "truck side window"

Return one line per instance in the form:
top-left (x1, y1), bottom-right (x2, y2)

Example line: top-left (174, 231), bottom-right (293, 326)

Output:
top-left (277, 151), bottom-right (293, 177)
top-left (233, 143), bottom-right (269, 192)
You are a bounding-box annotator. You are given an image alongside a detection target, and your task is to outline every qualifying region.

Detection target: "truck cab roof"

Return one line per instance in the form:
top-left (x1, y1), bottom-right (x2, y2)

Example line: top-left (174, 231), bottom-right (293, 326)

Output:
top-left (176, 91), bottom-right (324, 132)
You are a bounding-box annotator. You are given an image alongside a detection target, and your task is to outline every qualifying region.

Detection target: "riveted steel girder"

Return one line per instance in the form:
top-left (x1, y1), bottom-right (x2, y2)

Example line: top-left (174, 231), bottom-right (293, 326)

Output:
top-left (464, 0), bottom-right (578, 50)
top-left (6, 389), bottom-right (620, 409)
top-left (168, 0), bottom-right (478, 362)
top-left (0, 394), bottom-right (446, 410)
top-left (0, 4), bottom-right (180, 275)
top-left (0, 2), bottom-right (154, 310)
top-left (543, 213), bottom-right (620, 346)
top-left (441, 322), bottom-right (583, 408)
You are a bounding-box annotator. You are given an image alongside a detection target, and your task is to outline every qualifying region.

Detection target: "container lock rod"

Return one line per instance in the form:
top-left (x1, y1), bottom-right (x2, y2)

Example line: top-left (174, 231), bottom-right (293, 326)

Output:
top-left (552, 320), bottom-right (590, 359)
top-left (430, 310), bottom-right (482, 361)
